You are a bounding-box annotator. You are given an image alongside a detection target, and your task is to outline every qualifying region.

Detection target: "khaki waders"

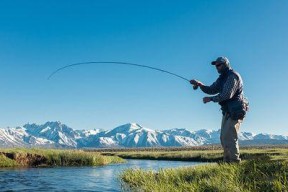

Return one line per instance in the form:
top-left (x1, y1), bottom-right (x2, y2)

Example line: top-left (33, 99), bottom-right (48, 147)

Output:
top-left (220, 113), bottom-right (242, 163)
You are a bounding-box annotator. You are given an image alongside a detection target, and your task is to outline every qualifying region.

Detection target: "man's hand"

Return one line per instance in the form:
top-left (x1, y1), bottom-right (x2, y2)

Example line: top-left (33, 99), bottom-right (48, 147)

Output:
top-left (190, 79), bottom-right (204, 87)
top-left (203, 97), bottom-right (212, 104)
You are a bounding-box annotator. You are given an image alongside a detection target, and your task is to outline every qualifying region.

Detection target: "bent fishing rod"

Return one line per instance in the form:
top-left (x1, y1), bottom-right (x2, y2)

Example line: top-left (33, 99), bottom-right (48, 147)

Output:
top-left (47, 61), bottom-right (198, 89)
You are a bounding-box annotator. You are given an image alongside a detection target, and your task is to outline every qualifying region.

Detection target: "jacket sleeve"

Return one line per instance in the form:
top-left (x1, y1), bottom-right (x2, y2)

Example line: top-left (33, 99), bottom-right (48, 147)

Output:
top-left (200, 78), bottom-right (221, 95)
top-left (211, 74), bottom-right (239, 103)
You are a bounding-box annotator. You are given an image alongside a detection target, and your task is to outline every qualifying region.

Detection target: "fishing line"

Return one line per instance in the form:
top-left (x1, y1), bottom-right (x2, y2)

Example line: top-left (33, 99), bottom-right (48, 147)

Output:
top-left (47, 61), bottom-right (190, 82)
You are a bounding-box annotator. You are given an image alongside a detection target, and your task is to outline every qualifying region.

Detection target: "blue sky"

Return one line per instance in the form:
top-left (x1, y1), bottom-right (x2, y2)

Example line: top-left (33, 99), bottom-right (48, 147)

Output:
top-left (0, 0), bottom-right (287, 135)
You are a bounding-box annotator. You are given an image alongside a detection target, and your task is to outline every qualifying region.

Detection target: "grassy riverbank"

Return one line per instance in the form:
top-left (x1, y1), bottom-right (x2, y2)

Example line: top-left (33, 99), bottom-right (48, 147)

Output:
top-left (0, 148), bottom-right (125, 167)
top-left (101, 146), bottom-right (288, 162)
top-left (121, 159), bottom-right (288, 192)
top-left (117, 146), bottom-right (288, 191)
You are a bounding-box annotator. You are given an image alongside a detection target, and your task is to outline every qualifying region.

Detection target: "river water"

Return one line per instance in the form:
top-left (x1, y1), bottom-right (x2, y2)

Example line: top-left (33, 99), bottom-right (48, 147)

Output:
top-left (0, 159), bottom-right (205, 191)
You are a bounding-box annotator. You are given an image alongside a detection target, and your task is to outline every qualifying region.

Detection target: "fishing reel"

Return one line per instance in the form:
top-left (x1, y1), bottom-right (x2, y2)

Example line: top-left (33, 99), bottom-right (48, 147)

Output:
top-left (189, 80), bottom-right (200, 90)
top-left (193, 85), bottom-right (199, 90)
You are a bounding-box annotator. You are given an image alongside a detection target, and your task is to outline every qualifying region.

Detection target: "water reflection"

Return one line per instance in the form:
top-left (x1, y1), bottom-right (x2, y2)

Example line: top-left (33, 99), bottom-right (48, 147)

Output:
top-left (0, 160), bottom-right (205, 191)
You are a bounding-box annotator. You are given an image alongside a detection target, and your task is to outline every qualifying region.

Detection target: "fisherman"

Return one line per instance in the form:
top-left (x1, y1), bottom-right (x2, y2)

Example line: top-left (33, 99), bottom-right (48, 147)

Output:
top-left (190, 56), bottom-right (248, 163)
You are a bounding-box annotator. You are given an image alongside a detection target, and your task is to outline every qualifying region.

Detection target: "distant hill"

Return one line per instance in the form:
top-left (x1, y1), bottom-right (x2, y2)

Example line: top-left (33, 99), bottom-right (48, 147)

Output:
top-left (0, 121), bottom-right (287, 148)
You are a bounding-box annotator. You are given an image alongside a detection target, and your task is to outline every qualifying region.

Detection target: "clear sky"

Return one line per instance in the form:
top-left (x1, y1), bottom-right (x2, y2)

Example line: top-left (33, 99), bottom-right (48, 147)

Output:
top-left (0, 0), bottom-right (287, 135)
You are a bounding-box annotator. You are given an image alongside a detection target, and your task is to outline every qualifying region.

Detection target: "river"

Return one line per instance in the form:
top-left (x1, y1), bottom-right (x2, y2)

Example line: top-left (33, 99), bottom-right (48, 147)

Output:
top-left (0, 159), bottom-right (205, 191)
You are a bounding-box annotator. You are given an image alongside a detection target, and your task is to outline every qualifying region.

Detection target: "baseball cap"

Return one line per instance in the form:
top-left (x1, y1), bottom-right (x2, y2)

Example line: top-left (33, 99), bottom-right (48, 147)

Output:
top-left (211, 56), bottom-right (230, 65)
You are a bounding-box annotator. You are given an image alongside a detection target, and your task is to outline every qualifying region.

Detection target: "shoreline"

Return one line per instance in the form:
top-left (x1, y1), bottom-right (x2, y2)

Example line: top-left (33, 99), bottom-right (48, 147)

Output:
top-left (0, 148), bottom-right (124, 168)
top-left (1, 145), bottom-right (288, 168)
top-left (119, 147), bottom-right (288, 191)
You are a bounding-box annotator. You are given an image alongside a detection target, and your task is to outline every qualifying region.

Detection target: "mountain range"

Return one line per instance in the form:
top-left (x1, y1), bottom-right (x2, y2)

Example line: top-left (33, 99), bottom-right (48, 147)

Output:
top-left (0, 121), bottom-right (287, 148)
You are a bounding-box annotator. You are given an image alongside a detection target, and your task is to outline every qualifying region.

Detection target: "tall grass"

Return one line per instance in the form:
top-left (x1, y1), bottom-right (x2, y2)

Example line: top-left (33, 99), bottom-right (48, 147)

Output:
top-left (0, 148), bottom-right (125, 167)
top-left (104, 150), bottom-right (223, 162)
top-left (105, 147), bottom-right (288, 162)
top-left (119, 147), bottom-right (288, 192)
top-left (121, 159), bottom-right (288, 192)
top-left (0, 153), bottom-right (18, 167)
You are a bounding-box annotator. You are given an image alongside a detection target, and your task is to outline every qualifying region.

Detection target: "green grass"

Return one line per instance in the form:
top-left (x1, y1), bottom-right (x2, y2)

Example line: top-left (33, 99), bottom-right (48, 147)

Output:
top-left (116, 146), bottom-right (288, 191)
top-left (0, 148), bottom-right (125, 167)
top-left (0, 153), bottom-right (19, 167)
top-left (2, 146), bottom-right (287, 191)
top-left (103, 147), bottom-right (288, 162)
top-left (102, 150), bottom-right (223, 162)
top-left (121, 159), bottom-right (288, 192)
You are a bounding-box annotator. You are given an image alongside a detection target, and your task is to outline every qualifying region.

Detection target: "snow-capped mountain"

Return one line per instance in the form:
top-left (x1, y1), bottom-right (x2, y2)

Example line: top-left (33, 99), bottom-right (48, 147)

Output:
top-left (24, 121), bottom-right (79, 147)
top-left (0, 121), bottom-right (287, 148)
top-left (0, 126), bottom-right (54, 147)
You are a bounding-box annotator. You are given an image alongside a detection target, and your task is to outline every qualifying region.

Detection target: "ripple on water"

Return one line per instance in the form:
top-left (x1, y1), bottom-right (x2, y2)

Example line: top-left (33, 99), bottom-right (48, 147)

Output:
top-left (0, 160), bottom-right (205, 191)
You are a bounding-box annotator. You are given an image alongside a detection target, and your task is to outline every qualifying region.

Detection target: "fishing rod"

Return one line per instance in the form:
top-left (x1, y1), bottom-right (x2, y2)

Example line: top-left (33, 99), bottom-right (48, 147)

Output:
top-left (47, 61), bottom-right (198, 89)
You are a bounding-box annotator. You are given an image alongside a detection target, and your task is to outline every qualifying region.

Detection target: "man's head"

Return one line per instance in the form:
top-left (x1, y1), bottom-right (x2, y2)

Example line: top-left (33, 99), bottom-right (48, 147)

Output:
top-left (211, 56), bottom-right (230, 74)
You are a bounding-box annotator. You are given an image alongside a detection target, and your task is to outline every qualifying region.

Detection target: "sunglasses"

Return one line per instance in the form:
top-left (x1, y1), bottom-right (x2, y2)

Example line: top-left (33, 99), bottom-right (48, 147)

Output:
top-left (215, 63), bottom-right (223, 68)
